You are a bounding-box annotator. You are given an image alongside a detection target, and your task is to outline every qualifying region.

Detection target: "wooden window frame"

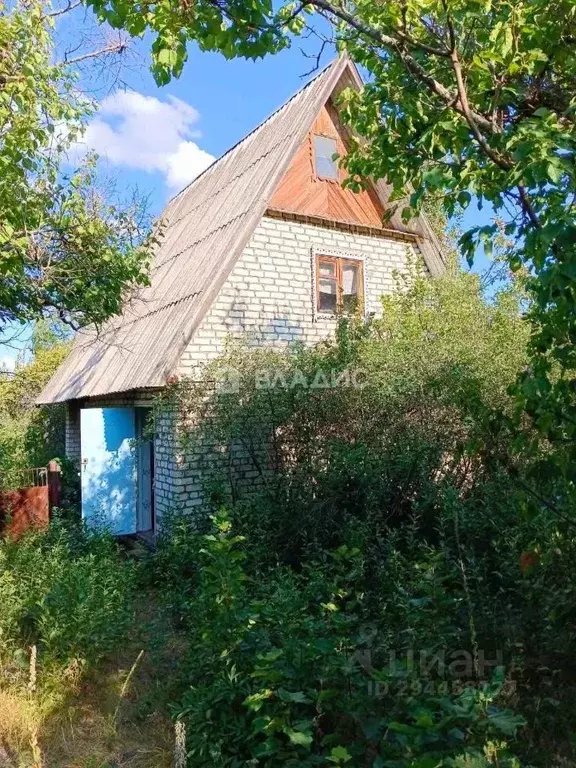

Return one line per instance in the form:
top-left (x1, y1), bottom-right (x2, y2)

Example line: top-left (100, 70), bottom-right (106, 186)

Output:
top-left (315, 254), bottom-right (364, 316)
top-left (312, 133), bottom-right (340, 182)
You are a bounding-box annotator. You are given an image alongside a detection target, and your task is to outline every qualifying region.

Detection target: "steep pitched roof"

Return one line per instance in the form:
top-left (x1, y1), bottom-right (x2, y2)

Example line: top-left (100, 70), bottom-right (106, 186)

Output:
top-left (38, 57), bottom-right (445, 404)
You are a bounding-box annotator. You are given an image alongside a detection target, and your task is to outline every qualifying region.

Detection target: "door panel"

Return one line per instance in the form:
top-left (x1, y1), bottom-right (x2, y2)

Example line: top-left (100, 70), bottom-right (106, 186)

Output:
top-left (80, 407), bottom-right (137, 535)
top-left (136, 408), bottom-right (153, 532)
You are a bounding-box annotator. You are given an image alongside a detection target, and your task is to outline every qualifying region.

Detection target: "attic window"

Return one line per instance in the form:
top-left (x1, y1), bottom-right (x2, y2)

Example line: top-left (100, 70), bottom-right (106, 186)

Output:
top-left (313, 135), bottom-right (338, 180)
top-left (316, 254), bottom-right (364, 315)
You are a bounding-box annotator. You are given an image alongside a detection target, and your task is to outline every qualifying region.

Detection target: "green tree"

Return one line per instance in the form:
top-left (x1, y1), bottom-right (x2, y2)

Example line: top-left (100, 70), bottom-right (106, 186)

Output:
top-left (0, 0), bottom-right (153, 336)
top-left (0, 322), bottom-right (70, 486)
top-left (85, 0), bottom-right (576, 497)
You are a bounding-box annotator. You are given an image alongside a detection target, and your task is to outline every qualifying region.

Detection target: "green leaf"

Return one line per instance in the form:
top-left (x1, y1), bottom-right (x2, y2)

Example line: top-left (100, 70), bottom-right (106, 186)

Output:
top-left (277, 688), bottom-right (310, 703)
top-left (457, 190), bottom-right (471, 209)
top-left (244, 689), bottom-right (273, 711)
top-left (328, 746), bottom-right (353, 764)
top-left (155, 47), bottom-right (178, 67)
top-left (547, 161), bottom-right (564, 184)
top-left (487, 709), bottom-right (527, 736)
top-left (285, 728), bottom-right (313, 747)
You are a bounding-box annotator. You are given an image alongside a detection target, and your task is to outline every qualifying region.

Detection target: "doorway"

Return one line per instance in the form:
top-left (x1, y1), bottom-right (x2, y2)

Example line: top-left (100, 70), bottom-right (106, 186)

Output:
top-left (136, 407), bottom-right (154, 534)
top-left (80, 406), bottom-right (154, 535)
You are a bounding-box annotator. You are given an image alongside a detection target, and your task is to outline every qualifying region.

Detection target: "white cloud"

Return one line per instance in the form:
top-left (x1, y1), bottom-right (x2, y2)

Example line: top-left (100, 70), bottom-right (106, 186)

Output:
top-left (76, 91), bottom-right (215, 192)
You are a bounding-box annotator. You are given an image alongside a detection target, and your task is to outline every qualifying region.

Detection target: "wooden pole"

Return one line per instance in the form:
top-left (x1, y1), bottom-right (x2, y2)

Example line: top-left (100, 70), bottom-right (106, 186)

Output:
top-left (47, 460), bottom-right (61, 512)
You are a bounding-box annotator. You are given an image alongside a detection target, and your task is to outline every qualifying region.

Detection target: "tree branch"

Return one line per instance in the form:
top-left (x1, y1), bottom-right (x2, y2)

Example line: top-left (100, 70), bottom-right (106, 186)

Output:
top-left (45, 1), bottom-right (82, 19)
top-left (442, 5), bottom-right (541, 226)
top-left (60, 40), bottom-right (128, 67)
top-left (439, 0), bottom-right (511, 171)
top-left (309, 0), bottom-right (497, 135)
top-left (449, 51), bottom-right (511, 170)
top-left (517, 185), bottom-right (541, 228)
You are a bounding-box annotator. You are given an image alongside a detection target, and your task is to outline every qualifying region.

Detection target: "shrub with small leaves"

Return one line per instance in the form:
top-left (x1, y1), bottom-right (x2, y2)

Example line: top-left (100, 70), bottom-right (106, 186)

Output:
top-left (0, 518), bottom-right (136, 679)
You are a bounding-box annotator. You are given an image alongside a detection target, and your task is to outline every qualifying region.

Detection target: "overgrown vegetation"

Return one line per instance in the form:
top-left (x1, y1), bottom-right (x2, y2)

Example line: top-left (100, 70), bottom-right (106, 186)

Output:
top-left (2, 268), bottom-right (575, 766)
top-left (161, 512), bottom-right (525, 766)
top-left (154, 266), bottom-right (574, 765)
top-left (0, 520), bottom-right (135, 670)
top-left (0, 519), bottom-right (138, 763)
top-left (0, 323), bottom-right (71, 489)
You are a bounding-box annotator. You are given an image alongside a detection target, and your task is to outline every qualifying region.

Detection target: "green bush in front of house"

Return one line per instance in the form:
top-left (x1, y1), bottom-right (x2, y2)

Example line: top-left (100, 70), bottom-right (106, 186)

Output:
top-left (171, 267), bottom-right (532, 567)
top-left (158, 267), bottom-right (576, 765)
top-left (0, 518), bottom-right (136, 676)
top-left (171, 511), bottom-right (524, 766)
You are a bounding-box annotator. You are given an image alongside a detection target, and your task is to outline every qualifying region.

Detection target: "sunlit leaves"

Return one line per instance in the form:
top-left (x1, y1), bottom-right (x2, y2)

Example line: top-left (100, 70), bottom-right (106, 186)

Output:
top-left (0, 2), bottom-right (153, 332)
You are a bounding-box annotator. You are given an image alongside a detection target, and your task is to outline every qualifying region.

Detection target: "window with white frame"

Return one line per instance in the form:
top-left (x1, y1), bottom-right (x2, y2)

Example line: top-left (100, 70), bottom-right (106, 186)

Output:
top-left (313, 135), bottom-right (339, 180)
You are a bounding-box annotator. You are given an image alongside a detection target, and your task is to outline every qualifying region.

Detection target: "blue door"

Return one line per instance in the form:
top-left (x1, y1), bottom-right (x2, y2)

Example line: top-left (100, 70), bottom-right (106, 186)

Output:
top-left (80, 407), bottom-right (137, 534)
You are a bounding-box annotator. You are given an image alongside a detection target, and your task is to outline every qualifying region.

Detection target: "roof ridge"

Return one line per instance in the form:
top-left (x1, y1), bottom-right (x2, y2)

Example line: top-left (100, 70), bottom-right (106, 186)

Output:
top-left (167, 57), bottom-right (341, 205)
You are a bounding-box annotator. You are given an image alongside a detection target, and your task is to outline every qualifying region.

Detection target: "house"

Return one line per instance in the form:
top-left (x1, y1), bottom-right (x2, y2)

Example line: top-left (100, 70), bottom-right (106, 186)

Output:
top-left (37, 57), bottom-right (446, 535)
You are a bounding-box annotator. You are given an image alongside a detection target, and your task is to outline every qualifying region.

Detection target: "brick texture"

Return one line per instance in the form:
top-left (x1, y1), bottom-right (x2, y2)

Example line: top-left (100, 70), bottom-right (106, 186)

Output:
top-left (178, 216), bottom-right (419, 376)
top-left (65, 403), bottom-right (81, 467)
top-left (160, 216), bottom-right (419, 522)
top-left (68, 216), bottom-right (421, 529)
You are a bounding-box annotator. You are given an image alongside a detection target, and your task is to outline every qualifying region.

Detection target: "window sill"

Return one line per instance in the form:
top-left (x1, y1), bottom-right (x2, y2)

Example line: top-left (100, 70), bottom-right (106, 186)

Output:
top-left (314, 311), bottom-right (367, 322)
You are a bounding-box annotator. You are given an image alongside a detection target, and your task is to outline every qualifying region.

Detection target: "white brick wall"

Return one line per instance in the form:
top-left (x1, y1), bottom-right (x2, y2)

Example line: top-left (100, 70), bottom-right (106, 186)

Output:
top-left (153, 215), bottom-right (422, 522)
top-left (69, 216), bottom-right (423, 527)
top-left (153, 405), bottom-right (190, 523)
top-left (178, 215), bottom-right (419, 376)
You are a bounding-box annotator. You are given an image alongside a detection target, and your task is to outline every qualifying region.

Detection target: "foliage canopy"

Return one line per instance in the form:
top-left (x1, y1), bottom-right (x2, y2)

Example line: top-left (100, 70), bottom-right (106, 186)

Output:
top-left (0, 1), bottom-right (153, 335)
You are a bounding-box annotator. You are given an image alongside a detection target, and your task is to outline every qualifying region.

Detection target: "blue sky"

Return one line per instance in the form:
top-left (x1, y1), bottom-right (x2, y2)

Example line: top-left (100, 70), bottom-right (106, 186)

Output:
top-left (75, 36), bottom-right (340, 213)
top-left (0, 21), bottom-right (493, 369)
top-left (2, 34), bottom-right (333, 369)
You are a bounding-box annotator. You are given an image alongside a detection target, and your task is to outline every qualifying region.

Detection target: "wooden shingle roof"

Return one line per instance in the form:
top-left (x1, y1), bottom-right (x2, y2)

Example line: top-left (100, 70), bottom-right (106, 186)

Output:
top-left (38, 57), bottom-right (445, 404)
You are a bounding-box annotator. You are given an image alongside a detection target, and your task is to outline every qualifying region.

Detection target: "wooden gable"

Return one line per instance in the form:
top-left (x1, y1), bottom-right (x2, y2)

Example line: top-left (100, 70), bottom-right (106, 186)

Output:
top-left (269, 99), bottom-right (385, 227)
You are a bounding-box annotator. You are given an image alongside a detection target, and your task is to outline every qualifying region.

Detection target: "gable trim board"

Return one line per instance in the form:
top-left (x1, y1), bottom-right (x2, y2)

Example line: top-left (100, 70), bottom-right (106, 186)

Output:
top-left (38, 56), bottom-right (445, 406)
top-left (265, 208), bottom-right (423, 245)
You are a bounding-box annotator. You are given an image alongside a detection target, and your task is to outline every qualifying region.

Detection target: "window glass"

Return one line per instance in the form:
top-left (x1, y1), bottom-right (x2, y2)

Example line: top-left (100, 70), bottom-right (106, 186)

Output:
top-left (318, 276), bottom-right (337, 312)
top-left (342, 263), bottom-right (358, 294)
top-left (319, 261), bottom-right (336, 278)
top-left (316, 255), bottom-right (363, 315)
top-left (342, 262), bottom-right (360, 312)
top-left (313, 135), bottom-right (338, 179)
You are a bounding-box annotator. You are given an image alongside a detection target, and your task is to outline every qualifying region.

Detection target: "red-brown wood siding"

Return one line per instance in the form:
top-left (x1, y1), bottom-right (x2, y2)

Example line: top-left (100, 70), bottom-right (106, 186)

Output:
top-left (269, 101), bottom-right (385, 227)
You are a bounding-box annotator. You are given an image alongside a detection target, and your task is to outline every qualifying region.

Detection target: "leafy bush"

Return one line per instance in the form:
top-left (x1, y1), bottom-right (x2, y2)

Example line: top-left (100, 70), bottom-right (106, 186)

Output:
top-left (158, 268), bottom-right (576, 764)
top-left (173, 513), bottom-right (524, 766)
top-left (0, 326), bottom-right (70, 490)
top-left (142, 507), bottom-right (205, 625)
top-left (170, 268), bottom-right (531, 566)
top-left (0, 518), bottom-right (136, 676)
